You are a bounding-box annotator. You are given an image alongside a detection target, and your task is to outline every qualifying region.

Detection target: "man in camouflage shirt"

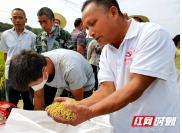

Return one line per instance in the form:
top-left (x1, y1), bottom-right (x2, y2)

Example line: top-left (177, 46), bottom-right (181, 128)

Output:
top-left (35, 25), bottom-right (74, 53)
top-left (34, 8), bottom-right (74, 53)
top-left (33, 7), bottom-right (74, 108)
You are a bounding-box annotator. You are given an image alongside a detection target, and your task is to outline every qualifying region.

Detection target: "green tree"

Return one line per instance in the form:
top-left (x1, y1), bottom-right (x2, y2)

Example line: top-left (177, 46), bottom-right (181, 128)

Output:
top-left (25, 25), bottom-right (32, 31)
top-left (0, 22), bottom-right (43, 35)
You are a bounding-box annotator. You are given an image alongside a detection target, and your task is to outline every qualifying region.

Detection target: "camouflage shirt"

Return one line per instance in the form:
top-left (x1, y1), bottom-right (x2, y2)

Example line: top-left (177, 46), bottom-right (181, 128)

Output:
top-left (34, 25), bottom-right (74, 53)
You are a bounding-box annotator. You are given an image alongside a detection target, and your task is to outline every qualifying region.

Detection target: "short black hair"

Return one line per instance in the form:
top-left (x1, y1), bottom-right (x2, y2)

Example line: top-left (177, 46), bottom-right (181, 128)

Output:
top-left (37, 7), bottom-right (55, 21)
top-left (74, 18), bottom-right (82, 27)
top-left (81, 0), bottom-right (124, 18)
top-left (9, 50), bottom-right (47, 92)
top-left (173, 34), bottom-right (180, 46)
top-left (12, 8), bottom-right (26, 18)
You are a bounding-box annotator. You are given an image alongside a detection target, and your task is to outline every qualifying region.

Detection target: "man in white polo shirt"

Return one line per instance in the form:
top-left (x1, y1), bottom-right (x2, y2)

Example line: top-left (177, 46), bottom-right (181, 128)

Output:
top-left (48, 0), bottom-right (180, 133)
top-left (0, 8), bottom-right (36, 110)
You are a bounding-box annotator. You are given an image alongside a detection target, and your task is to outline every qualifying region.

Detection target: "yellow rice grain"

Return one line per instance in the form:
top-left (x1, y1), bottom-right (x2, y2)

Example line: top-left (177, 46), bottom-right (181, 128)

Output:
top-left (46, 99), bottom-right (79, 120)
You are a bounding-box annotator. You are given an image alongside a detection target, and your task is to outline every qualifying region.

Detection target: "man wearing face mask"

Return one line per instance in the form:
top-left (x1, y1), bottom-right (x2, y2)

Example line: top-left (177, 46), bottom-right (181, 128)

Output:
top-left (33, 7), bottom-right (74, 108)
top-left (71, 18), bottom-right (87, 59)
top-left (34, 7), bottom-right (74, 53)
top-left (8, 49), bottom-right (95, 110)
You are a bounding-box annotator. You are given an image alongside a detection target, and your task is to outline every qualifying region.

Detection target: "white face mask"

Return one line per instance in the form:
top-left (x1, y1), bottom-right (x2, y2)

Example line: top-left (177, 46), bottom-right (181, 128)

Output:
top-left (31, 72), bottom-right (48, 91)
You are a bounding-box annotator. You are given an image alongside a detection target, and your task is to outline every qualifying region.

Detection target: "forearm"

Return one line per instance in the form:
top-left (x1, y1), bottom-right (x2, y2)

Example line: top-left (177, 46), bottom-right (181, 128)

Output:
top-left (80, 82), bottom-right (115, 107)
top-left (89, 74), bottom-right (156, 118)
top-left (77, 45), bottom-right (84, 57)
top-left (4, 53), bottom-right (7, 62)
top-left (89, 85), bottom-right (131, 118)
top-left (77, 49), bottom-right (84, 57)
top-left (74, 95), bottom-right (83, 101)
top-left (34, 89), bottom-right (45, 110)
top-left (34, 97), bottom-right (45, 110)
top-left (71, 87), bottom-right (84, 101)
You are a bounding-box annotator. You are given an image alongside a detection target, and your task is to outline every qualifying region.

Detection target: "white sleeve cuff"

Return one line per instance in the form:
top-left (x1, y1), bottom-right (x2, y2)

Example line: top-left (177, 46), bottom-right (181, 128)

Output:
top-left (99, 78), bottom-right (114, 84)
top-left (130, 68), bottom-right (168, 80)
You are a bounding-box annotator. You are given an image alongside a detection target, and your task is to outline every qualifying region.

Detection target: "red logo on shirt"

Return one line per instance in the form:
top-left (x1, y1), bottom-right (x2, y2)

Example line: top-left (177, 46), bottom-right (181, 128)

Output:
top-left (125, 51), bottom-right (132, 57)
top-left (132, 116), bottom-right (155, 127)
top-left (124, 47), bottom-right (135, 65)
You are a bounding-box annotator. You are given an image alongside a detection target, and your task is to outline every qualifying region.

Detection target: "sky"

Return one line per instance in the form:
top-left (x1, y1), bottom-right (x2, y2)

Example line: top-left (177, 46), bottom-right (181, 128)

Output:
top-left (0, 0), bottom-right (180, 38)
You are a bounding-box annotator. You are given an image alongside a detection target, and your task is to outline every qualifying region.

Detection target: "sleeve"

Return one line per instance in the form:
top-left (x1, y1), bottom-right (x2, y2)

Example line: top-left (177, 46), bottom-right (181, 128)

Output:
top-left (87, 41), bottom-right (93, 61)
top-left (31, 33), bottom-right (37, 50)
top-left (0, 32), bottom-right (8, 53)
top-left (98, 48), bottom-right (114, 83)
top-left (130, 27), bottom-right (175, 80)
top-left (77, 33), bottom-right (86, 47)
top-left (65, 65), bottom-right (87, 90)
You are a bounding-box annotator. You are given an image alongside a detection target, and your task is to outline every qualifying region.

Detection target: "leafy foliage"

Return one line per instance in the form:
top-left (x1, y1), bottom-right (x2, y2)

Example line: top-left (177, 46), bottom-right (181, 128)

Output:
top-left (0, 51), bottom-right (5, 101)
top-left (0, 22), bottom-right (43, 35)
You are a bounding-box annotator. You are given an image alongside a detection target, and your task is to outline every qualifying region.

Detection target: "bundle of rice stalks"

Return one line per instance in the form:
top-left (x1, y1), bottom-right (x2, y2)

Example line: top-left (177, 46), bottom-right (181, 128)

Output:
top-left (46, 99), bottom-right (79, 120)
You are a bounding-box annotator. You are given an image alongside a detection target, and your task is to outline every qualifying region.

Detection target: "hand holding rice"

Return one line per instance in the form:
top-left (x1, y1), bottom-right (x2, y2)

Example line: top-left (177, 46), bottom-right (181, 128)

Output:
top-left (46, 99), bottom-right (80, 120)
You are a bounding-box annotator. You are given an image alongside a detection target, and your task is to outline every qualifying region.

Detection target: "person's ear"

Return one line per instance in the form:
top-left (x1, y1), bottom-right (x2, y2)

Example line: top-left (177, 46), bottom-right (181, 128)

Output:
top-left (80, 23), bottom-right (83, 28)
top-left (43, 66), bottom-right (48, 73)
top-left (109, 6), bottom-right (119, 20)
top-left (52, 18), bottom-right (55, 24)
top-left (25, 18), bottom-right (27, 23)
top-left (43, 66), bottom-right (48, 78)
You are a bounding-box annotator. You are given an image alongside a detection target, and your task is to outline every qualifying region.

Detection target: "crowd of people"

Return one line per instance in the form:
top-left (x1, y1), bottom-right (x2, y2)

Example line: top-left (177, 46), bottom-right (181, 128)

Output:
top-left (0, 0), bottom-right (180, 133)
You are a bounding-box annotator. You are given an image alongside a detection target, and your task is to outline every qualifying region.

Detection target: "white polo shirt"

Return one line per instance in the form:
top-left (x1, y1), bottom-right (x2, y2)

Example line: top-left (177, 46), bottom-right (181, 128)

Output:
top-left (98, 19), bottom-right (180, 133)
top-left (0, 28), bottom-right (36, 79)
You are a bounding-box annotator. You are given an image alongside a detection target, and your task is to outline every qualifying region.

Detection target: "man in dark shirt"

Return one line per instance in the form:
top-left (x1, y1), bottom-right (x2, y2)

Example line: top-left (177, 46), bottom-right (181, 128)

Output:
top-left (71, 18), bottom-right (87, 59)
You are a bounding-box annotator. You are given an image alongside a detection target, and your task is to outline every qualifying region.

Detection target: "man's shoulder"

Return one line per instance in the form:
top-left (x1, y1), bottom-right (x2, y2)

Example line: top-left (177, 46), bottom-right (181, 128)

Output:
top-left (25, 29), bottom-right (36, 38)
top-left (1, 28), bottom-right (13, 37)
top-left (57, 26), bottom-right (70, 36)
top-left (139, 22), bottom-right (163, 35)
top-left (90, 40), bottom-right (97, 46)
top-left (71, 29), bottom-right (82, 36)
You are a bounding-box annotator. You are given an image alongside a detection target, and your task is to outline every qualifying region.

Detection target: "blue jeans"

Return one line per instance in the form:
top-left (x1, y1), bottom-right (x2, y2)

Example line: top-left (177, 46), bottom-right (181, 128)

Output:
top-left (5, 79), bottom-right (34, 110)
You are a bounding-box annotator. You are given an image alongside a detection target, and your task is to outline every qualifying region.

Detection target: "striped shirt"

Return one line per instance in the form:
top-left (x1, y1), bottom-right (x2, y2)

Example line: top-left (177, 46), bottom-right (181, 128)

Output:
top-left (71, 29), bottom-right (87, 59)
